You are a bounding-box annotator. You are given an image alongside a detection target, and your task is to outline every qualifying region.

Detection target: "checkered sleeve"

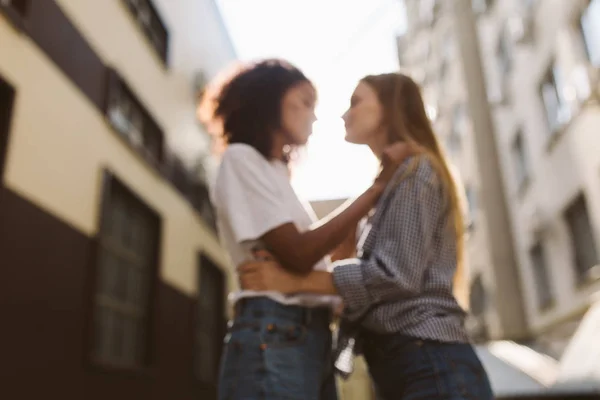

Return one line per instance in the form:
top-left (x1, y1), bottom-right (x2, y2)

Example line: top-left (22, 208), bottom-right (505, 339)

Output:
top-left (332, 166), bottom-right (443, 321)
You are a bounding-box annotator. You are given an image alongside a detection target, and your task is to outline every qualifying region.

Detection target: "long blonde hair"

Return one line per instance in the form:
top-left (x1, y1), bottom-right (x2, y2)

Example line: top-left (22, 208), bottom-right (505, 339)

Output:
top-left (361, 73), bottom-right (469, 310)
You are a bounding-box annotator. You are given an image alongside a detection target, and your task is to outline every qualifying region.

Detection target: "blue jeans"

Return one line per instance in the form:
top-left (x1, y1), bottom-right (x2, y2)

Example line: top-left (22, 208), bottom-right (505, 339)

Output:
top-left (362, 331), bottom-right (494, 400)
top-left (218, 297), bottom-right (338, 400)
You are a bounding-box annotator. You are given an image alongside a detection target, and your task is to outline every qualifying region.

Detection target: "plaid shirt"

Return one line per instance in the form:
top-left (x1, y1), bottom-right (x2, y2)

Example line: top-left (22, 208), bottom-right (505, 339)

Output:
top-left (332, 156), bottom-right (470, 343)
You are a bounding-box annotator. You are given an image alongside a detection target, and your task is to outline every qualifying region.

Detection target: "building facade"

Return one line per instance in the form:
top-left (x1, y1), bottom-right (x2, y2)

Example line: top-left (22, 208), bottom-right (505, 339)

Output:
top-left (397, 0), bottom-right (529, 343)
top-left (0, 0), bottom-right (236, 398)
top-left (469, 0), bottom-right (600, 358)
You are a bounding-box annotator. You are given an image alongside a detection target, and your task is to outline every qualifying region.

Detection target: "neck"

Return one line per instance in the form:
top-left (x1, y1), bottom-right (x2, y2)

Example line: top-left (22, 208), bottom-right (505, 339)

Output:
top-left (270, 132), bottom-right (288, 161)
top-left (368, 131), bottom-right (389, 161)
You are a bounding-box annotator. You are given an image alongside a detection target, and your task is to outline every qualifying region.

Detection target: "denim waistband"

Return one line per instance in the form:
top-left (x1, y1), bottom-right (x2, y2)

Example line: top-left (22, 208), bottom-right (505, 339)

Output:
top-left (235, 297), bottom-right (332, 327)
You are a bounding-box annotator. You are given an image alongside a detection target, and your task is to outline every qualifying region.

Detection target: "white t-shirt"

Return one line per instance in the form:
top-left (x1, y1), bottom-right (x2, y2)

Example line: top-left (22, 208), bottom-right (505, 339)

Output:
top-left (213, 143), bottom-right (339, 308)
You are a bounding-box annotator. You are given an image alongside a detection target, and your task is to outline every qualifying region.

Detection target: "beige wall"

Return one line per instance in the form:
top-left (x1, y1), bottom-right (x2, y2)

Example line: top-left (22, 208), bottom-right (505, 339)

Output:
top-left (310, 198), bottom-right (348, 220)
top-left (0, 3), bottom-right (235, 297)
top-left (56, 0), bottom-right (235, 166)
top-left (474, 0), bottom-right (600, 344)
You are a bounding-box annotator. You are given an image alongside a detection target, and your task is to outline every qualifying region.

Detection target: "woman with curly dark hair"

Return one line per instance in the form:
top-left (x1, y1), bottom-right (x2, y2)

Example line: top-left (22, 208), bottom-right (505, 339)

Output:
top-left (200, 59), bottom-right (413, 400)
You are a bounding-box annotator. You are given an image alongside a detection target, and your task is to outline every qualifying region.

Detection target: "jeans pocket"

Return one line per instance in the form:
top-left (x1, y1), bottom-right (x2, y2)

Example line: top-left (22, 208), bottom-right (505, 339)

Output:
top-left (262, 321), bottom-right (327, 400)
top-left (218, 320), bottom-right (263, 400)
top-left (263, 345), bottom-right (310, 400)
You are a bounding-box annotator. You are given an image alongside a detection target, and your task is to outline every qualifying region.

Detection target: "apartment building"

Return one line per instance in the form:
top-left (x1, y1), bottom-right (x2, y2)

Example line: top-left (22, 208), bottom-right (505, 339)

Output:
top-left (468, 0), bottom-right (600, 358)
top-left (0, 0), bottom-right (236, 398)
top-left (397, 0), bottom-right (529, 343)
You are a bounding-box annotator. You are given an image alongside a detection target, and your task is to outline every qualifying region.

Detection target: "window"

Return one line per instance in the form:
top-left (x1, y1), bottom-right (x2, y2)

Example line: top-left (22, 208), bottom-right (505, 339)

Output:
top-left (564, 194), bottom-right (599, 282)
top-left (442, 35), bottom-right (455, 61)
top-left (0, 76), bottom-right (15, 183)
top-left (446, 132), bottom-right (461, 158)
top-left (465, 185), bottom-right (477, 231)
top-left (467, 275), bottom-right (490, 342)
top-left (530, 242), bottom-right (554, 310)
top-left (540, 62), bottom-right (571, 135)
top-left (419, 0), bottom-right (440, 26)
top-left (447, 105), bottom-right (465, 157)
top-left (105, 70), bottom-right (164, 165)
top-left (0, 0), bottom-right (28, 15)
top-left (195, 255), bottom-right (226, 385)
top-left (497, 22), bottom-right (513, 75)
top-left (190, 182), bottom-right (216, 230)
top-left (511, 130), bottom-right (529, 191)
top-left (0, 0), bottom-right (29, 29)
top-left (92, 174), bottom-right (160, 368)
top-left (396, 34), bottom-right (406, 66)
top-left (452, 104), bottom-right (467, 134)
top-left (439, 59), bottom-right (449, 85)
top-left (472, 0), bottom-right (495, 14)
top-left (168, 156), bottom-right (192, 197)
top-left (470, 275), bottom-right (486, 317)
top-left (581, 0), bottom-right (600, 68)
top-left (160, 154), bottom-right (216, 230)
top-left (123, 0), bottom-right (169, 63)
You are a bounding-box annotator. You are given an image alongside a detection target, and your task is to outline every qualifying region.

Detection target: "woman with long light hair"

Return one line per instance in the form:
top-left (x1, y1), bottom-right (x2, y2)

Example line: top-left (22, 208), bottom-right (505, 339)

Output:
top-left (239, 72), bottom-right (494, 400)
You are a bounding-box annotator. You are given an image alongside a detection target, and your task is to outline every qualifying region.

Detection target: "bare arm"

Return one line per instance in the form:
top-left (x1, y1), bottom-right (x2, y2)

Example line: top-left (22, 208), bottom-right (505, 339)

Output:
top-left (223, 142), bottom-right (417, 275)
top-left (240, 158), bottom-right (444, 322)
top-left (261, 186), bottom-right (381, 275)
top-left (260, 142), bottom-right (417, 275)
top-left (329, 222), bottom-right (357, 262)
top-left (238, 260), bottom-right (337, 295)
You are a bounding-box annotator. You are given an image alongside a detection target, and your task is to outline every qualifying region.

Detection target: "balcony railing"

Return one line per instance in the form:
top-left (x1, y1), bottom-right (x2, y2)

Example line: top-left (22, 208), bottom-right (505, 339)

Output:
top-left (161, 154), bottom-right (217, 232)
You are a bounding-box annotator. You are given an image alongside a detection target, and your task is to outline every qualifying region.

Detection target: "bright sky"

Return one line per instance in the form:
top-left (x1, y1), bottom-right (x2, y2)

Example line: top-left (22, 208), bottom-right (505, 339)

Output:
top-left (217, 0), bottom-right (407, 201)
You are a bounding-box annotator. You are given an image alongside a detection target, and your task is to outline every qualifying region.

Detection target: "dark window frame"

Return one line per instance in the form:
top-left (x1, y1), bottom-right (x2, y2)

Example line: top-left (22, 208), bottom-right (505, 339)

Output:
top-left (194, 253), bottom-right (226, 392)
top-left (580, 0), bottom-right (600, 68)
top-left (0, 75), bottom-right (16, 185)
top-left (564, 193), bottom-right (600, 284)
top-left (161, 152), bottom-right (217, 231)
top-left (539, 61), bottom-right (571, 139)
top-left (465, 185), bottom-right (477, 232)
top-left (446, 105), bottom-right (463, 158)
top-left (122, 0), bottom-right (170, 66)
top-left (104, 68), bottom-right (165, 167)
top-left (529, 241), bottom-right (554, 311)
top-left (0, 0), bottom-right (30, 30)
top-left (446, 105), bottom-right (466, 157)
top-left (190, 182), bottom-right (216, 231)
top-left (467, 274), bottom-right (489, 343)
top-left (418, 0), bottom-right (441, 28)
top-left (86, 171), bottom-right (162, 374)
top-left (511, 129), bottom-right (530, 194)
top-left (469, 275), bottom-right (486, 317)
top-left (497, 20), bottom-right (513, 75)
top-left (472, 0), bottom-right (496, 15)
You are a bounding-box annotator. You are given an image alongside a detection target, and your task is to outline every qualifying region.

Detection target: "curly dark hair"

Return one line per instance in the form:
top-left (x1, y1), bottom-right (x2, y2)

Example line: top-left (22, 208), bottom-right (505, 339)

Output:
top-left (199, 59), bottom-right (313, 160)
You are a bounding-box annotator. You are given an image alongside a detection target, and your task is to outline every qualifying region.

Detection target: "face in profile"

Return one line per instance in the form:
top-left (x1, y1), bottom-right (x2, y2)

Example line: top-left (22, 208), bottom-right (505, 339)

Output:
top-left (280, 81), bottom-right (317, 145)
top-left (342, 81), bottom-right (384, 145)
